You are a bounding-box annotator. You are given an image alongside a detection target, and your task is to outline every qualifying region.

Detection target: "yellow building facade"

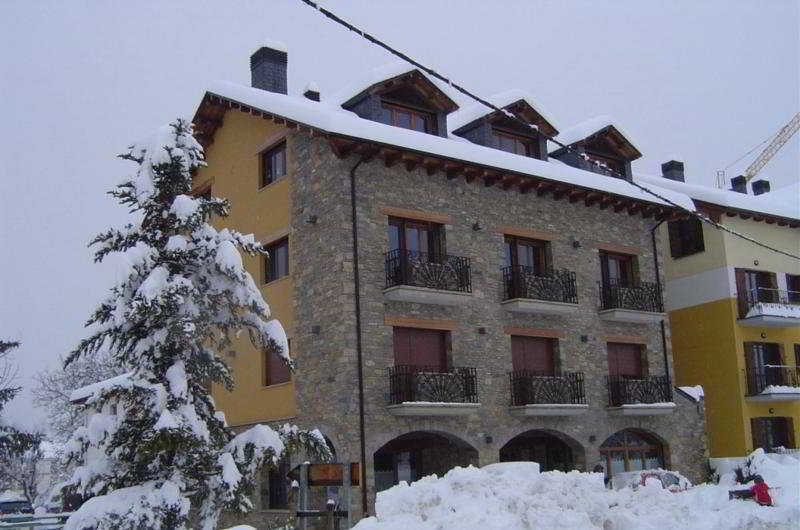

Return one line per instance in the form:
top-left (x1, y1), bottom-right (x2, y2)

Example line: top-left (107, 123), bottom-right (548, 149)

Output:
top-left (193, 110), bottom-right (297, 428)
top-left (662, 199), bottom-right (800, 458)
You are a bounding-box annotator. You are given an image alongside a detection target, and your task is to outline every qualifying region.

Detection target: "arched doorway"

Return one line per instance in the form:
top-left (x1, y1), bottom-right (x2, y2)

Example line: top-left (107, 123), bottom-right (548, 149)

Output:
top-left (600, 429), bottom-right (666, 479)
top-left (499, 430), bottom-right (583, 471)
top-left (373, 431), bottom-right (478, 492)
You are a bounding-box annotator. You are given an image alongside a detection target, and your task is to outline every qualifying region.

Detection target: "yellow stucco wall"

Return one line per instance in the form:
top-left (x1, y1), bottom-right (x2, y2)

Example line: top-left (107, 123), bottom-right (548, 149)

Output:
top-left (194, 110), bottom-right (297, 426)
top-left (662, 221), bottom-right (728, 281)
top-left (721, 217), bottom-right (800, 276)
top-left (670, 297), bottom-right (800, 458)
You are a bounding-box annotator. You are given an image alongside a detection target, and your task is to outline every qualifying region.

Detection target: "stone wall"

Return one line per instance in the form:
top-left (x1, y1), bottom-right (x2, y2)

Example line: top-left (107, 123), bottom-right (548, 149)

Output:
top-left (284, 131), bottom-right (708, 519)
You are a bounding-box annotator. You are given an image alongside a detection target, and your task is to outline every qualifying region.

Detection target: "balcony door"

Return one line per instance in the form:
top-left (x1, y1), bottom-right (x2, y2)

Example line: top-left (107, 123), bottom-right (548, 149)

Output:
top-left (388, 217), bottom-right (443, 256)
top-left (504, 236), bottom-right (548, 275)
top-left (745, 342), bottom-right (783, 392)
top-left (393, 327), bottom-right (447, 371)
top-left (608, 342), bottom-right (643, 378)
top-left (600, 251), bottom-right (635, 287)
top-left (511, 336), bottom-right (555, 376)
top-left (751, 417), bottom-right (795, 452)
top-left (736, 269), bottom-right (777, 305)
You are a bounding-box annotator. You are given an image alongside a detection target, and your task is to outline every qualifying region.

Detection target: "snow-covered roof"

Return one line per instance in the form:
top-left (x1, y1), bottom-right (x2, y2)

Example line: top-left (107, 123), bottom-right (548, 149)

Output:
top-left (258, 39), bottom-right (287, 53)
top-left (70, 372), bottom-right (133, 404)
top-left (203, 80), bottom-right (695, 211)
top-left (552, 115), bottom-right (641, 156)
top-left (448, 89), bottom-right (561, 134)
top-left (636, 175), bottom-right (800, 221)
top-left (329, 61), bottom-right (462, 109)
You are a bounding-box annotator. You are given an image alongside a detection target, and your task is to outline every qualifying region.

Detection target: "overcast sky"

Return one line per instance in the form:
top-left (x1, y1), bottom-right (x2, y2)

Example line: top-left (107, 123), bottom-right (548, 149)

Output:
top-left (1, 0), bottom-right (798, 431)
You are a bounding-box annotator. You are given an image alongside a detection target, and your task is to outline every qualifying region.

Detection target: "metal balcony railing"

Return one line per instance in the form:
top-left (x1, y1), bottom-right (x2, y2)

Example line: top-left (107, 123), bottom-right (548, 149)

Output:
top-left (385, 249), bottom-right (471, 293)
top-left (502, 266), bottom-right (578, 304)
top-left (607, 375), bottom-right (673, 406)
top-left (746, 366), bottom-right (800, 396)
top-left (388, 365), bottom-right (477, 405)
top-left (509, 371), bottom-right (586, 406)
top-left (599, 279), bottom-right (664, 313)
top-left (737, 287), bottom-right (800, 319)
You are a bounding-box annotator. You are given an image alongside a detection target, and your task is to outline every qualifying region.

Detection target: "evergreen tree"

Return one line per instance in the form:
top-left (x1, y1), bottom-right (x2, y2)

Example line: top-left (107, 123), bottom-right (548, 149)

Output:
top-left (63, 120), bottom-right (328, 530)
top-left (0, 340), bottom-right (40, 455)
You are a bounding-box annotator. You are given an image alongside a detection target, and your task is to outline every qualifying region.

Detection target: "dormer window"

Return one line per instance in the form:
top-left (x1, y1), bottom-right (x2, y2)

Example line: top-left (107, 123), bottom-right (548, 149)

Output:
top-left (383, 102), bottom-right (435, 134)
top-left (493, 129), bottom-right (538, 158)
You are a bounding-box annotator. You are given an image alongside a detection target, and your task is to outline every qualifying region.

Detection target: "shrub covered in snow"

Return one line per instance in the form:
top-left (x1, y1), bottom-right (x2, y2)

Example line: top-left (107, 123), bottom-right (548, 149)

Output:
top-left (62, 120), bottom-right (329, 530)
top-left (354, 452), bottom-right (800, 530)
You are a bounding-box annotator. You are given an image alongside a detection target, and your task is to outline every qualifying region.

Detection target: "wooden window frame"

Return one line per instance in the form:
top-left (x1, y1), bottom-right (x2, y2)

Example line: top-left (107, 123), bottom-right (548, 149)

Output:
top-left (392, 327), bottom-right (451, 370)
top-left (260, 141), bottom-right (287, 188)
top-left (667, 218), bottom-right (705, 259)
top-left (382, 102), bottom-right (436, 134)
top-left (600, 250), bottom-right (638, 287)
top-left (607, 342), bottom-right (646, 378)
top-left (786, 274), bottom-right (800, 303)
top-left (504, 235), bottom-right (551, 275)
top-left (264, 238), bottom-right (289, 284)
top-left (585, 151), bottom-right (626, 178)
top-left (263, 339), bottom-right (291, 387)
top-left (388, 216), bottom-right (445, 257)
top-left (492, 128), bottom-right (536, 157)
top-left (510, 335), bottom-right (559, 375)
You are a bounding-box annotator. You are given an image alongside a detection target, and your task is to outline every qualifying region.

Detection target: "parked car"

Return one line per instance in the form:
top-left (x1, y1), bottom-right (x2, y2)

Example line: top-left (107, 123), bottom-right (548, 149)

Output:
top-left (0, 499), bottom-right (34, 515)
top-left (611, 469), bottom-right (689, 492)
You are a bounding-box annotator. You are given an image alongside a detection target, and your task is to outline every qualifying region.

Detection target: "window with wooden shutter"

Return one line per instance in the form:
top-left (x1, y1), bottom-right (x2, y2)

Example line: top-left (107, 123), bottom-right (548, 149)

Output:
top-left (264, 339), bottom-right (290, 386)
top-left (599, 251), bottom-right (636, 287)
top-left (607, 343), bottom-right (644, 378)
top-left (787, 274), bottom-right (800, 303)
top-left (504, 236), bottom-right (550, 275)
top-left (388, 217), bottom-right (444, 256)
top-left (511, 336), bottom-right (556, 375)
top-left (393, 327), bottom-right (447, 371)
top-left (667, 218), bottom-right (705, 258)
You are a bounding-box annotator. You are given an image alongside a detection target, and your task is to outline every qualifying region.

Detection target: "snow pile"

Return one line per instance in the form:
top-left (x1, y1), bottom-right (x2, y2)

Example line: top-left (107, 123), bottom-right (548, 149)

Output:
top-left (355, 454), bottom-right (800, 530)
top-left (678, 385), bottom-right (704, 402)
top-left (552, 115), bottom-right (640, 153)
top-left (760, 385), bottom-right (800, 394)
top-left (745, 302), bottom-right (800, 320)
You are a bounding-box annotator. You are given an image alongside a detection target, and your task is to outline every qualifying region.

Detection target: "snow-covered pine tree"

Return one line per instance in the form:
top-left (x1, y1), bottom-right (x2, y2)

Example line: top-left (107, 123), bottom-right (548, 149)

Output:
top-left (0, 340), bottom-right (40, 455)
top-left (62, 119), bottom-right (329, 530)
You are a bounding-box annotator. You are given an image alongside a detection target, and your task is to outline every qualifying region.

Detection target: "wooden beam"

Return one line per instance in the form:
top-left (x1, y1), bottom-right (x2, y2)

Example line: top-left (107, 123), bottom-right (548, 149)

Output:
top-left (765, 217), bottom-right (776, 225)
top-left (552, 187), bottom-right (568, 201)
top-left (463, 167), bottom-right (480, 183)
top-left (599, 197), bottom-right (616, 210)
top-left (483, 172), bottom-right (501, 187)
top-left (519, 180), bottom-right (537, 194)
top-left (354, 143), bottom-right (379, 163)
top-left (501, 175), bottom-right (518, 190)
top-left (627, 203), bottom-right (643, 216)
top-left (568, 190), bottom-right (587, 203)
top-left (444, 162), bottom-right (463, 180)
top-left (328, 138), bottom-right (355, 159)
top-left (423, 157), bottom-right (442, 176)
top-left (640, 206), bottom-right (654, 219)
top-left (584, 193), bottom-right (602, 207)
top-left (402, 154), bottom-right (421, 172)
top-left (614, 201), bottom-right (629, 213)
top-left (381, 149), bottom-right (401, 167)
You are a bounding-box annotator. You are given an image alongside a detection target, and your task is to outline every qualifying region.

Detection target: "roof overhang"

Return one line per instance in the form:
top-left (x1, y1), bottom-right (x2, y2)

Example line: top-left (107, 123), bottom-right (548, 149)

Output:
top-left (453, 98), bottom-right (559, 138)
top-left (341, 69), bottom-right (459, 114)
top-left (696, 201), bottom-right (800, 228)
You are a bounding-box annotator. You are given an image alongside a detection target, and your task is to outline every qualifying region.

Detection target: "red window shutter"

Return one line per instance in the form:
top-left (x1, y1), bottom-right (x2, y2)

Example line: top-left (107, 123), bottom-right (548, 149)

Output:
top-left (394, 328), bottom-right (447, 370)
top-left (608, 343), bottom-right (642, 377)
top-left (511, 336), bottom-right (555, 375)
top-left (393, 327), bottom-right (412, 366)
top-left (266, 348), bottom-right (290, 386)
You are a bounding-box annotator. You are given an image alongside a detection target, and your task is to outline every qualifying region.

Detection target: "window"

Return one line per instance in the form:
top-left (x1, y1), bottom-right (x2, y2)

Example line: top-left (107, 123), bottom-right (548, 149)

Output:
top-left (493, 130), bottom-right (535, 157)
top-left (260, 141), bottom-right (287, 187)
top-left (263, 457), bottom-right (289, 509)
top-left (600, 251), bottom-right (636, 287)
top-left (751, 417), bottom-right (795, 452)
top-left (667, 218), bottom-right (705, 258)
top-left (600, 429), bottom-right (664, 479)
top-left (511, 336), bottom-right (556, 375)
top-left (795, 344), bottom-right (800, 368)
top-left (393, 327), bottom-right (448, 371)
top-left (787, 274), bottom-right (800, 303)
top-left (383, 103), bottom-right (434, 133)
top-left (585, 152), bottom-right (626, 178)
top-left (388, 217), bottom-right (444, 256)
top-left (735, 269), bottom-right (777, 316)
top-left (264, 339), bottom-right (290, 386)
top-left (607, 342), bottom-right (644, 378)
top-left (504, 236), bottom-right (550, 275)
top-left (264, 238), bottom-right (289, 283)
top-left (744, 342), bottom-right (783, 395)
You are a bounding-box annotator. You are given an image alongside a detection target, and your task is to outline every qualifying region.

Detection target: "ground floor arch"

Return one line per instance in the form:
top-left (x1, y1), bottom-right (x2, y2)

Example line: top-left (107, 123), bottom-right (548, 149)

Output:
top-left (499, 429), bottom-right (585, 471)
top-left (373, 431), bottom-right (479, 492)
top-left (599, 428), bottom-right (667, 479)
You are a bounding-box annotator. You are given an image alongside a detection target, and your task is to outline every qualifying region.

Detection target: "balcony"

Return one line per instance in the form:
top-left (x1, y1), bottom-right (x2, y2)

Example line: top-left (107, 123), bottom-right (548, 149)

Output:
top-left (746, 367), bottom-right (800, 402)
top-left (598, 280), bottom-right (665, 324)
top-left (386, 365), bottom-right (479, 416)
top-left (606, 375), bottom-right (675, 416)
top-left (508, 371), bottom-right (588, 416)
top-left (501, 266), bottom-right (579, 315)
top-left (384, 249), bottom-right (472, 306)
top-left (737, 287), bottom-right (800, 327)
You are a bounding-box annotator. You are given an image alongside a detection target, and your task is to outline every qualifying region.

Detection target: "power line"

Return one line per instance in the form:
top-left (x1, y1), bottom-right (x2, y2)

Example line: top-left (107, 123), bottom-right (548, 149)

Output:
top-left (295, 0), bottom-right (800, 261)
top-left (723, 132), bottom-right (778, 171)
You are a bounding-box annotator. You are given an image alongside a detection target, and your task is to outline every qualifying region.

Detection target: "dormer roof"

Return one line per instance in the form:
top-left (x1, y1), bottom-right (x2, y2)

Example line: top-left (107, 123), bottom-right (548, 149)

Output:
top-left (449, 89), bottom-right (560, 138)
top-left (332, 62), bottom-right (459, 113)
top-left (551, 116), bottom-right (642, 160)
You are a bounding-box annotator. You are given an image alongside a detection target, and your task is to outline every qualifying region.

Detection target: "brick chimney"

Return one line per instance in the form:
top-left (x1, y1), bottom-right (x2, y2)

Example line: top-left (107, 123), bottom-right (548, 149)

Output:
top-left (661, 160), bottom-right (685, 182)
top-left (250, 43), bottom-right (287, 94)
top-left (730, 175), bottom-right (747, 194)
top-left (752, 179), bottom-right (770, 196)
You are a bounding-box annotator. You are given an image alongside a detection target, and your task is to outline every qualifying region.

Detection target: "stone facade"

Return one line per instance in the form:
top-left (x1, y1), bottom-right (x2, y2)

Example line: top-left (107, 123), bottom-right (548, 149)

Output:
top-left (277, 130), bottom-right (708, 520)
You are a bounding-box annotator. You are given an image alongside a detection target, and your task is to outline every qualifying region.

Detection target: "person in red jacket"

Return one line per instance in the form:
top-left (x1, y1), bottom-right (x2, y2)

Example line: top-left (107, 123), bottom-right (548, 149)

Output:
top-left (750, 475), bottom-right (773, 506)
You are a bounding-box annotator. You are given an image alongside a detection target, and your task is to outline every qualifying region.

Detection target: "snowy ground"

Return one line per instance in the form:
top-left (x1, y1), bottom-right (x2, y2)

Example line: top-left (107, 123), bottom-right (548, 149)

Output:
top-left (353, 451), bottom-right (800, 530)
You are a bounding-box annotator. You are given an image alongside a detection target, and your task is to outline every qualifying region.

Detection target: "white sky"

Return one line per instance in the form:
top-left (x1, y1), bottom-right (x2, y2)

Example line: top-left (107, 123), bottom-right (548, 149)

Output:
top-left (1, 0), bottom-right (798, 430)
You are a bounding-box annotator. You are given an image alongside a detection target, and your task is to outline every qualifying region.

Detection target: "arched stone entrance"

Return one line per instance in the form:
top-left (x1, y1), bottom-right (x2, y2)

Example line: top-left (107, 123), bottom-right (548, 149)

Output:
top-left (499, 429), bottom-right (585, 471)
top-left (599, 429), bottom-right (667, 479)
top-left (373, 431), bottom-right (478, 492)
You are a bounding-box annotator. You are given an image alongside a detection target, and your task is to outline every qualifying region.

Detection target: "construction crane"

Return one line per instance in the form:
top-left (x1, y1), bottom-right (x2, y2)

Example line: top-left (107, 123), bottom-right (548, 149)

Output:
top-left (741, 112), bottom-right (800, 182)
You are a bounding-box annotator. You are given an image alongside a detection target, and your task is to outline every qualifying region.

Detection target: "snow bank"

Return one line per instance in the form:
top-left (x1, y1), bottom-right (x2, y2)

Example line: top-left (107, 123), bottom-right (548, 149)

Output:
top-left (355, 452), bottom-right (800, 530)
top-left (678, 385), bottom-right (704, 402)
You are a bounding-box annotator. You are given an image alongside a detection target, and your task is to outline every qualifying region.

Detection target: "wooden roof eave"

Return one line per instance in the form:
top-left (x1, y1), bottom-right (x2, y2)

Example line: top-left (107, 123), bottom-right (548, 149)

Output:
top-left (695, 200), bottom-right (800, 229)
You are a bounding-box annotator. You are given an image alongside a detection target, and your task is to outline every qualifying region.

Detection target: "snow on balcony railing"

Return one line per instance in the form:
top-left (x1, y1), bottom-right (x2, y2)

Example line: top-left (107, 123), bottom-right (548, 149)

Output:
top-left (739, 287), bottom-right (800, 320)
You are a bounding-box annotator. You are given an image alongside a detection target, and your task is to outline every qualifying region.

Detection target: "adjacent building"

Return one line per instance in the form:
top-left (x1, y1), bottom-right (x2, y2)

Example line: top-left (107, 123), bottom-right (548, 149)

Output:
top-left (644, 171), bottom-right (800, 459)
top-left (191, 45), bottom-right (707, 525)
